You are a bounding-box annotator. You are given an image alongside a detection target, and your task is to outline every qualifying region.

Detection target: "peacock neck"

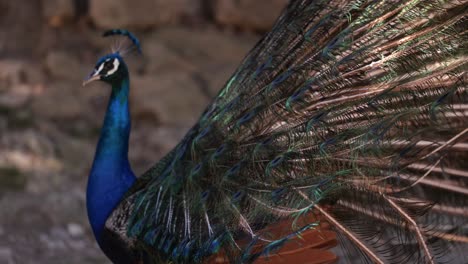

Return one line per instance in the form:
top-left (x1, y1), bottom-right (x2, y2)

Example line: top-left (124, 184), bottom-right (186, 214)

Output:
top-left (87, 76), bottom-right (136, 244)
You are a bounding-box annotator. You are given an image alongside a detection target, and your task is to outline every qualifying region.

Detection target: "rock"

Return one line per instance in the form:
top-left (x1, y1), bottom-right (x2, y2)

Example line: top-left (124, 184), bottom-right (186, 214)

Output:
top-left (55, 135), bottom-right (94, 173)
top-left (142, 37), bottom-right (195, 75)
top-left (0, 130), bottom-right (62, 192)
top-left (153, 0), bottom-right (202, 24)
top-left (31, 80), bottom-right (90, 122)
top-left (42, 0), bottom-right (75, 27)
top-left (39, 232), bottom-right (66, 250)
top-left (212, 0), bottom-right (288, 31)
top-left (45, 51), bottom-right (84, 80)
top-left (31, 82), bottom-right (81, 120)
top-left (0, 60), bottom-right (45, 109)
top-left (0, 247), bottom-right (13, 264)
top-left (0, 0), bottom-right (42, 56)
top-left (0, 60), bottom-right (26, 91)
top-left (0, 59), bottom-right (45, 85)
top-left (67, 223), bottom-right (85, 237)
top-left (0, 190), bottom-right (109, 263)
top-left (0, 84), bottom-right (38, 110)
top-left (146, 27), bottom-right (258, 96)
top-left (132, 73), bottom-right (209, 126)
top-left (129, 125), bottom-right (188, 174)
top-left (89, 0), bottom-right (201, 29)
top-left (0, 166), bottom-right (26, 192)
top-left (0, 60), bottom-right (30, 108)
top-left (153, 27), bottom-right (256, 64)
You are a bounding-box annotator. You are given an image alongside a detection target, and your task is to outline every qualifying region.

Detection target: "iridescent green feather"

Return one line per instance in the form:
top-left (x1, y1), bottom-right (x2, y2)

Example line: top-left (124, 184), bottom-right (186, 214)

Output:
top-left (109, 0), bottom-right (468, 263)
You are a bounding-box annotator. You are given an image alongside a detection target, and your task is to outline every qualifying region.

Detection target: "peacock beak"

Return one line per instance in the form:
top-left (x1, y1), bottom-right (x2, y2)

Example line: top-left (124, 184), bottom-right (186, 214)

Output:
top-left (82, 72), bottom-right (101, 86)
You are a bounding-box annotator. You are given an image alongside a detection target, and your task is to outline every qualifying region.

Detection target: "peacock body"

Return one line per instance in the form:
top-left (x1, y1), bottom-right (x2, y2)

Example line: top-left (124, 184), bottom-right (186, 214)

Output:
top-left (83, 1), bottom-right (468, 263)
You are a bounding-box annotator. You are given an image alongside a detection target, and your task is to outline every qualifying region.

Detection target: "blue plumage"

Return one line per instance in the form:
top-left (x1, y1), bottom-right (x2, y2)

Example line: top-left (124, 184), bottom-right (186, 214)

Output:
top-left (85, 60), bottom-right (136, 244)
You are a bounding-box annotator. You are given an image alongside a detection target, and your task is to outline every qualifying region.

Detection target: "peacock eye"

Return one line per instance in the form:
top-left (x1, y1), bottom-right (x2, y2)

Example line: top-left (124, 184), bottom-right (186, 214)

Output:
top-left (105, 59), bottom-right (120, 75)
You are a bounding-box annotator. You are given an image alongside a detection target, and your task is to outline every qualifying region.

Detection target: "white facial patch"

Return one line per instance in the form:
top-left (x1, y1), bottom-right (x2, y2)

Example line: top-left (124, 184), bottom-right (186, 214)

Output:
top-left (107, 59), bottom-right (120, 76)
top-left (95, 63), bottom-right (105, 75)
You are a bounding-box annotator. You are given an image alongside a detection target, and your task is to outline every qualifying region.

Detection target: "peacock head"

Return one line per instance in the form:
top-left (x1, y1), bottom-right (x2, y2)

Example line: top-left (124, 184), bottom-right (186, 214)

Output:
top-left (83, 29), bottom-right (141, 86)
top-left (83, 54), bottom-right (127, 86)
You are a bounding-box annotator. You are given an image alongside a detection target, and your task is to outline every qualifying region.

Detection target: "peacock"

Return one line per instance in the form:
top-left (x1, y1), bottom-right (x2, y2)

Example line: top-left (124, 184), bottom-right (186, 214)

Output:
top-left (82, 0), bottom-right (468, 263)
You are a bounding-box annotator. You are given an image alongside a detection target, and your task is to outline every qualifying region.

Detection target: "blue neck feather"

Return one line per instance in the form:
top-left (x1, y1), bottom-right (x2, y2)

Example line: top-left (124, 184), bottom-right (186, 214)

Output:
top-left (87, 76), bottom-right (136, 244)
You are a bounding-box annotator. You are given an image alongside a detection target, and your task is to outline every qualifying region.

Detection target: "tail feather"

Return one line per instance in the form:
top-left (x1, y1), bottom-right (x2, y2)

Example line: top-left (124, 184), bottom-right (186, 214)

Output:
top-left (208, 213), bottom-right (338, 264)
top-left (107, 0), bottom-right (468, 263)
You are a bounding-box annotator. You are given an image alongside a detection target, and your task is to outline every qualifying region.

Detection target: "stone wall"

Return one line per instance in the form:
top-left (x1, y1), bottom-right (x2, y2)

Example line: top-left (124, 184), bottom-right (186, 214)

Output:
top-left (0, 1), bottom-right (288, 263)
top-left (46, 0), bottom-right (289, 30)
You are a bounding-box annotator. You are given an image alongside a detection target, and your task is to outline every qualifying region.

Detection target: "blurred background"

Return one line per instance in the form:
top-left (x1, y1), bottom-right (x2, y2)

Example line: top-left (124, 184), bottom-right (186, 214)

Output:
top-left (0, 0), bottom-right (288, 263)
